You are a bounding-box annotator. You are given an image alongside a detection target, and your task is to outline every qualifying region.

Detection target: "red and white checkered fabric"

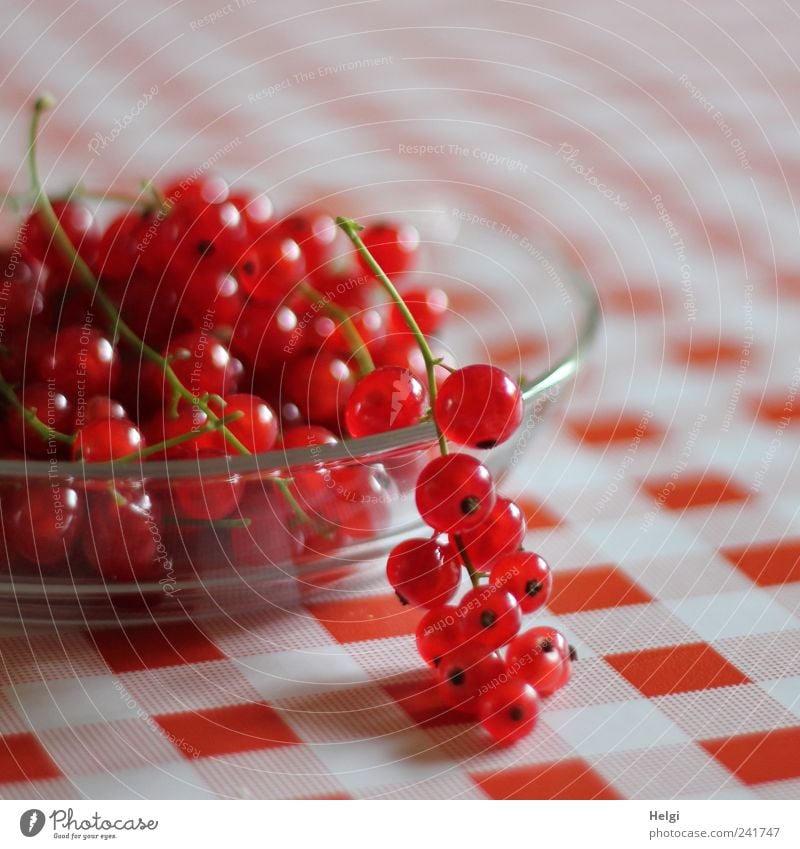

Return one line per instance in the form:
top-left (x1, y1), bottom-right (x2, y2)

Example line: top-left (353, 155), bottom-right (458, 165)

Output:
top-left (2, 0), bottom-right (800, 799)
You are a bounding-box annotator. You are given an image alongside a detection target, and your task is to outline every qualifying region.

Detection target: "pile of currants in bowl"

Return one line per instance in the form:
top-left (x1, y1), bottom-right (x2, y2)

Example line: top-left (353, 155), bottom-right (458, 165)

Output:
top-left (0, 96), bottom-right (573, 744)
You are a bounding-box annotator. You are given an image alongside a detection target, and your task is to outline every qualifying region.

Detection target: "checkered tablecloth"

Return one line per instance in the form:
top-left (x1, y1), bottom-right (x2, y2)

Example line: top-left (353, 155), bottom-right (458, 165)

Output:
top-left (2, 0), bottom-right (800, 800)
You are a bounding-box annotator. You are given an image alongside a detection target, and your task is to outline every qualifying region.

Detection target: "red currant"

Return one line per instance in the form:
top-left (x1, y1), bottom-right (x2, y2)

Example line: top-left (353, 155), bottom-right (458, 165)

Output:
top-left (6, 383), bottom-right (73, 458)
top-left (81, 395), bottom-right (127, 424)
top-left (215, 393), bottom-right (278, 454)
top-left (490, 551), bottom-right (552, 614)
top-left (356, 221), bottom-right (419, 278)
top-left (415, 604), bottom-right (464, 666)
top-left (35, 325), bottom-right (121, 401)
top-left (434, 364), bottom-right (523, 449)
top-left (163, 174), bottom-right (229, 206)
top-left (72, 417), bottom-right (145, 462)
top-left (0, 250), bottom-right (48, 332)
top-left (164, 332), bottom-right (243, 401)
top-left (415, 453), bottom-right (496, 533)
top-left (344, 366), bottom-right (427, 438)
top-left (281, 424), bottom-right (338, 449)
top-left (477, 680), bottom-right (540, 744)
top-left (8, 481), bottom-right (83, 566)
top-left (455, 497), bottom-right (525, 569)
top-left (282, 351), bottom-right (355, 431)
top-left (23, 200), bottom-right (99, 280)
top-left (277, 212), bottom-right (337, 275)
top-left (83, 490), bottom-right (163, 582)
top-left (436, 646), bottom-right (505, 714)
top-left (386, 537), bottom-right (461, 608)
top-left (459, 586), bottom-right (522, 651)
top-left (242, 236), bottom-right (305, 301)
top-left (506, 627), bottom-right (573, 696)
top-left (172, 455), bottom-right (243, 521)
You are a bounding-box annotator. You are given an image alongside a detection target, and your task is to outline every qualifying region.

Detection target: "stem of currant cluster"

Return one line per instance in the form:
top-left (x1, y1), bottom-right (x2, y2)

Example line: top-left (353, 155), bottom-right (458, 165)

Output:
top-left (296, 281), bottom-right (375, 377)
top-left (336, 216), bottom-right (447, 455)
top-left (336, 216), bottom-right (481, 587)
top-left (0, 374), bottom-right (75, 445)
top-left (24, 95), bottom-right (314, 526)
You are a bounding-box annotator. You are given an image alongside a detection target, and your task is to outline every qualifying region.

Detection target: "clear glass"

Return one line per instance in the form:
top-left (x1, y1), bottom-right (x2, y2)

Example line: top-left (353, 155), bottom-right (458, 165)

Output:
top-left (0, 230), bottom-right (599, 625)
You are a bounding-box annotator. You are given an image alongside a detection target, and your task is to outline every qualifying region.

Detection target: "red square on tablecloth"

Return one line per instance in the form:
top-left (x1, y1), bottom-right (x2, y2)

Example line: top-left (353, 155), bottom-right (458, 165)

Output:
top-left (547, 565), bottom-right (652, 614)
top-left (641, 472), bottom-right (748, 511)
top-left (155, 702), bottom-right (300, 758)
top-left (89, 622), bottom-right (225, 673)
top-left (606, 643), bottom-right (750, 698)
top-left (701, 727), bottom-right (800, 784)
top-left (0, 733), bottom-right (61, 784)
top-left (307, 594), bottom-right (423, 643)
top-left (676, 338), bottom-right (745, 367)
top-left (515, 497), bottom-right (562, 530)
top-left (721, 539), bottom-right (800, 586)
top-left (568, 412), bottom-right (662, 446)
top-left (472, 759), bottom-right (621, 800)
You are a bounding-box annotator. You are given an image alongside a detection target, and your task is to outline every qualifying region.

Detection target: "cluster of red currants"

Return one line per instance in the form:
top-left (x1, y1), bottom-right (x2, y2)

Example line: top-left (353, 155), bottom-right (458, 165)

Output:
top-left (0, 98), bottom-right (574, 745)
top-left (383, 362), bottom-right (572, 745)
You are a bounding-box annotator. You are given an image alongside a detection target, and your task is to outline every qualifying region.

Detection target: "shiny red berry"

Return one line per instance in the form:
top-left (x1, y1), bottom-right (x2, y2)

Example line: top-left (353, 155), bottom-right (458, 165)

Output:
top-left (434, 364), bottom-right (523, 449)
top-left (243, 236), bottom-right (305, 301)
top-left (281, 424), bottom-right (338, 449)
top-left (6, 383), bottom-right (73, 458)
top-left (415, 453), bottom-right (496, 534)
top-left (356, 222), bottom-right (419, 278)
top-left (72, 417), bottom-right (145, 462)
top-left (456, 497), bottom-right (526, 570)
top-left (172, 455), bottom-right (243, 521)
top-left (8, 481), bottom-right (83, 566)
top-left (436, 646), bottom-right (505, 714)
top-left (216, 393), bottom-right (278, 454)
top-left (35, 325), bottom-right (121, 401)
top-left (344, 366), bottom-right (427, 438)
top-left (459, 586), bottom-right (522, 651)
top-left (0, 250), bottom-right (48, 332)
top-left (386, 538), bottom-right (461, 608)
top-left (415, 604), bottom-right (464, 667)
top-left (490, 551), bottom-right (552, 614)
top-left (506, 627), bottom-right (573, 696)
top-left (277, 212), bottom-right (337, 275)
top-left (81, 395), bottom-right (127, 424)
top-left (282, 352), bottom-right (355, 431)
top-left (23, 200), bottom-right (99, 280)
top-left (477, 680), bottom-right (540, 744)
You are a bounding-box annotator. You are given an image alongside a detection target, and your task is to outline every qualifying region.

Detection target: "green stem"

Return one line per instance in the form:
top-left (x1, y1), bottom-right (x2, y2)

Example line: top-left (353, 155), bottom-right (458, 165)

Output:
top-left (0, 374), bottom-right (75, 446)
top-left (297, 281), bottom-right (374, 377)
top-left (26, 95), bottom-right (248, 458)
top-left (115, 411), bottom-right (244, 462)
top-left (453, 532), bottom-right (480, 589)
top-left (336, 216), bottom-right (447, 455)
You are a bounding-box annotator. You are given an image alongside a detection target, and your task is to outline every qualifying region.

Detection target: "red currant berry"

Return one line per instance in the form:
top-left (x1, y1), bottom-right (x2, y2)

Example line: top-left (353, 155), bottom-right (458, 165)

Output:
top-left (386, 537), bottom-right (461, 608)
top-left (415, 604), bottom-right (464, 667)
top-left (229, 191), bottom-right (274, 231)
top-left (0, 250), bottom-right (48, 332)
top-left (434, 364), bottom-right (523, 449)
top-left (229, 303), bottom-right (305, 372)
top-left (142, 406), bottom-right (214, 460)
top-left (455, 497), bottom-right (526, 570)
top-left (83, 490), bottom-right (162, 582)
top-left (163, 174), bottom-right (229, 206)
top-left (459, 586), bottom-right (522, 651)
top-left (165, 332), bottom-right (242, 401)
top-left (35, 325), bottom-right (121, 401)
top-left (243, 236), bottom-right (305, 301)
top-left (436, 645), bottom-right (505, 714)
top-left (490, 551), bottom-right (552, 614)
top-left (389, 288), bottom-right (448, 336)
top-left (277, 212), bottom-right (337, 275)
top-left (95, 208), bottom-right (153, 283)
top-left (282, 351), bottom-right (355, 431)
top-left (23, 200), bottom-right (99, 279)
top-left (506, 627), bottom-right (572, 696)
top-left (281, 424), bottom-right (338, 449)
top-left (216, 393), bottom-right (278, 453)
top-left (356, 221), bottom-right (419, 278)
top-left (344, 366), bottom-right (428, 438)
top-left (81, 395), bottom-right (127, 424)
top-left (72, 417), bottom-right (145, 462)
top-left (8, 481), bottom-right (83, 566)
top-left (415, 453), bottom-right (496, 534)
top-left (477, 680), bottom-right (540, 744)
top-left (6, 383), bottom-right (73, 458)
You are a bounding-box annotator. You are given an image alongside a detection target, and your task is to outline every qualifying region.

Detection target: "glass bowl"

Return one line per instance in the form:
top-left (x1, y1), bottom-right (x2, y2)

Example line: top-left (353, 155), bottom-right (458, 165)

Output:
top-left (0, 225), bottom-right (599, 626)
